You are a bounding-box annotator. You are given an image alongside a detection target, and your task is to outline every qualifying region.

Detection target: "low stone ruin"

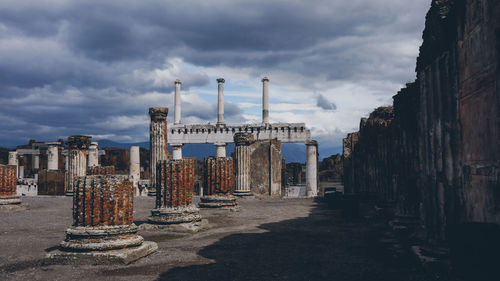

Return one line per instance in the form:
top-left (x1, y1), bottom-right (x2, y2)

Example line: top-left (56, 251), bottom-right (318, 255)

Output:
top-left (0, 164), bottom-right (28, 211)
top-left (199, 156), bottom-right (237, 209)
top-left (143, 158), bottom-right (207, 232)
top-left (46, 175), bottom-right (157, 264)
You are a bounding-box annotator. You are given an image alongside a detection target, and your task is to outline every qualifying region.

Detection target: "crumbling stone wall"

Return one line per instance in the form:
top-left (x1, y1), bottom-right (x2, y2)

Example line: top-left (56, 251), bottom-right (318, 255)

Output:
top-left (343, 0), bottom-right (500, 246)
top-left (38, 170), bottom-right (66, 195)
top-left (249, 140), bottom-right (282, 196)
top-left (87, 166), bottom-right (116, 176)
top-left (100, 148), bottom-right (129, 174)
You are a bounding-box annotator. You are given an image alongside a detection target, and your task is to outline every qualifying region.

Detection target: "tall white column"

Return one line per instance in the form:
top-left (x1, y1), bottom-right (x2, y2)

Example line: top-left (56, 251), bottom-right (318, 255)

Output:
top-left (47, 145), bottom-right (59, 170)
top-left (87, 142), bottom-right (99, 167)
top-left (172, 144), bottom-right (183, 160)
top-left (306, 140), bottom-right (318, 197)
top-left (8, 151), bottom-right (18, 177)
top-left (33, 154), bottom-right (40, 170)
top-left (234, 133), bottom-right (253, 196)
top-left (216, 78), bottom-right (225, 125)
top-left (262, 77), bottom-right (270, 124)
top-left (66, 136), bottom-right (91, 195)
top-left (129, 146), bottom-right (141, 196)
top-left (215, 143), bottom-right (226, 158)
top-left (174, 79), bottom-right (182, 125)
top-left (149, 107), bottom-right (169, 195)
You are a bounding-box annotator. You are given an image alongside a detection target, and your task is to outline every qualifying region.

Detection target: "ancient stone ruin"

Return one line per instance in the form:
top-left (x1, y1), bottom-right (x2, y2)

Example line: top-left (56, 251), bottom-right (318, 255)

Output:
top-left (65, 135), bottom-right (91, 196)
top-left (46, 175), bottom-right (157, 264)
top-left (342, 0), bottom-right (500, 278)
top-left (144, 158), bottom-right (207, 231)
top-left (199, 156), bottom-right (237, 209)
top-left (149, 107), bottom-right (169, 196)
top-left (233, 132), bottom-right (253, 196)
top-left (0, 164), bottom-right (27, 211)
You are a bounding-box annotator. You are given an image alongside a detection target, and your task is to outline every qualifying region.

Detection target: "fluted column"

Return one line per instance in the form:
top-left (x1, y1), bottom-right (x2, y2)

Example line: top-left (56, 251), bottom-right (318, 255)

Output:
top-left (216, 78), bottom-right (225, 125)
top-left (47, 145), bottom-right (58, 170)
top-left (87, 142), bottom-right (99, 168)
top-left (306, 140), bottom-right (318, 197)
top-left (149, 107), bottom-right (169, 196)
top-left (46, 175), bottom-right (158, 264)
top-left (129, 146), bottom-right (141, 196)
top-left (233, 133), bottom-right (253, 196)
top-left (66, 135), bottom-right (91, 196)
top-left (262, 77), bottom-right (270, 124)
top-left (174, 79), bottom-right (182, 125)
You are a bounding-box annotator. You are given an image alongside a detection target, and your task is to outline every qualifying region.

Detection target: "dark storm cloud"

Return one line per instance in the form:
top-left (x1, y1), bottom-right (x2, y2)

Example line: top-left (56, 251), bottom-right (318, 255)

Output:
top-left (0, 0), bottom-right (429, 146)
top-left (317, 94), bottom-right (337, 111)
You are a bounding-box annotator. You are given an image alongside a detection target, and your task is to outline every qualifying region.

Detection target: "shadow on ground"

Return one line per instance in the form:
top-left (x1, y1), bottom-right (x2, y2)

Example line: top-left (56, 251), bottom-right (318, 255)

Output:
top-left (157, 202), bottom-right (432, 281)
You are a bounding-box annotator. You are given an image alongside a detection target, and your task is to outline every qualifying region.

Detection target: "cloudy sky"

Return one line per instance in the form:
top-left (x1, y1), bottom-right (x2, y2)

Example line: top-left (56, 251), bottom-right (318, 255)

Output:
top-left (0, 0), bottom-right (430, 155)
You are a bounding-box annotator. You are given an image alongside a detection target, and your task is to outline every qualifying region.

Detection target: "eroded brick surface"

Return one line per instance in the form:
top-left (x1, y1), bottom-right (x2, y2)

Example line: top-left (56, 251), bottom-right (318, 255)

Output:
top-left (73, 175), bottom-right (133, 226)
top-left (0, 164), bottom-right (16, 197)
top-left (204, 157), bottom-right (234, 196)
top-left (155, 158), bottom-right (195, 208)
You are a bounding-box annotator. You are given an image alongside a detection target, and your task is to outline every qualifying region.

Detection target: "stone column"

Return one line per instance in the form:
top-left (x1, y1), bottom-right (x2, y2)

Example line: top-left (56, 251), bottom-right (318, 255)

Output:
top-left (215, 142), bottom-right (226, 158)
top-left (47, 145), bottom-right (59, 171)
top-left (87, 142), bottom-right (99, 168)
top-left (129, 146), bottom-right (141, 196)
top-left (216, 78), bottom-right (225, 125)
top-left (233, 133), bottom-right (253, 196)
top-left (306, 140), bottom-right (318, 197)
top-left (199, 157), bottom-right (237, 209)
top-left (33, 154), bottom-right (40, 170)
top-left (144, 159), bottom-right (206, 231)
top-left (0, 164), bottom-right (27, 211)
top-left (262, 77), bottom-right (270, 124)
top-left (18, 156), bottom-right (24, 179)
top-left (46, 175), bottom-right (157, 264)
top-left (66, 135), bottom-right (91, 196)
top-left (174, 79), bottom-right (182, 125)
top-left (172, 144), bottom-right (183, 160)
top-left (149, 107), bottom-right (169, 196)
top-left (8, 151), bottom-right (18, 178)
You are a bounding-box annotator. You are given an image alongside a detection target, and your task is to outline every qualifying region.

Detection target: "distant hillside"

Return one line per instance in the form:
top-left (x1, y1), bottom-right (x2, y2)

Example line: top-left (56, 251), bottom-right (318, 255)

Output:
top-left (95, 139), bottom-right (340, 163)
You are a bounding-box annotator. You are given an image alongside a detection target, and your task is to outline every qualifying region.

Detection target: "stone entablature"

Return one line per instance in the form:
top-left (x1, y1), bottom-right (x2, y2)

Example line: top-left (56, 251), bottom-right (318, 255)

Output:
top-left (168, 123), bottom-right (311, 145)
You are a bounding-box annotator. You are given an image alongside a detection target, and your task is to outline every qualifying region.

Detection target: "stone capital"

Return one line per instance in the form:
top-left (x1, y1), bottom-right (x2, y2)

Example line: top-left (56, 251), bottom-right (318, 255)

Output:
top-left (174, 79), bottom-right (182, 85)
top-left (234, 132), bottom-right (254, 146)
top-left (306, 140), bottom-right (318, 147)
top-left (66, 135), bottom-right (92, 150)
top-left (216, 78), bottom-right (225, 84)
top-left (261, 76), bottom-right (270, 82)
top-left (149, 107), bottom-right (168, 121)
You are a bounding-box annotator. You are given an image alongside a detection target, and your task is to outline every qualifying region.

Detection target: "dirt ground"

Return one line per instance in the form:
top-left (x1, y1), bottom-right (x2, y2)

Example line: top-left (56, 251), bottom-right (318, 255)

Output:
top-left (0, 196), bottom-right (434, 281)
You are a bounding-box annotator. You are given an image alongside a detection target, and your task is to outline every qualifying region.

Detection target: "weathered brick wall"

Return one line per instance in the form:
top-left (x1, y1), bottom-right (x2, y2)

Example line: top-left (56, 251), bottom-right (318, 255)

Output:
top-left (87, 166), bottom-right (116, 176)
top-left (155, 158), bottom-right (195, 208)
top-left (38, 169), bottom-right (66, 195)
top-left (0, 164), bottom-right (17, 196)
top-left (204, 157), bottom-right (234, 196)
top-left (100, 148), bottom-right (129, 174)
top-left (73, 175), bottom-right (133, 226)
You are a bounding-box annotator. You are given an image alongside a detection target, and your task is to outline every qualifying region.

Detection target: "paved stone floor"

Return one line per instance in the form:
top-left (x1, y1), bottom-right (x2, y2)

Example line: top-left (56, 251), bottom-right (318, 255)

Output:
top-left (0, 196), bottom-right (434, 281)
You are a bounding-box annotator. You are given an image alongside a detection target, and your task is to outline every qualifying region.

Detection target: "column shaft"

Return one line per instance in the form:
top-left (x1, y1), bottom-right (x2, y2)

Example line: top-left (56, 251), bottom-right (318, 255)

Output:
top-left (129, 146), bottom-right (141, 196)
top-left (149, 108), bottom-right (169, 195)
top-left (216, 78), bottom-right (225, 125)
top-left (262, 77), bottom-right (269, 124)
top-left (174, 80), bottom-right (182, 125)
top-left (306, 141), bottom-right (318, 197)
top-left (47, 145), bottom-right (59, 170)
